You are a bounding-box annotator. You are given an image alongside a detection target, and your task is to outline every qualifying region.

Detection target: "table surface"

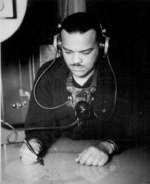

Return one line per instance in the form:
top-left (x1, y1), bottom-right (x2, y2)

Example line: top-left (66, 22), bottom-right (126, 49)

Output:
top-left (1, 139), bottom-right (150, 184)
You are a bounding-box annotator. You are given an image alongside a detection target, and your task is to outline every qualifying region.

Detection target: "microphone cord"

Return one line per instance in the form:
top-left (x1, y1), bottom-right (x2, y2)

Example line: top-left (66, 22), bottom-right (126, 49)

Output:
top-left (1, 119), bottom-right (79, 144)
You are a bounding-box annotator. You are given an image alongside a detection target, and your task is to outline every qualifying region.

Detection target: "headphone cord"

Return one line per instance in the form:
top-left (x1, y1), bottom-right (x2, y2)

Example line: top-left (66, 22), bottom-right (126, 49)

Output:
top-left (94, 54), bottom-right (117, 121)
top-left (33, 49), bottom-right (71, 110)
top-left (1, 119), bottom-right (79, 144)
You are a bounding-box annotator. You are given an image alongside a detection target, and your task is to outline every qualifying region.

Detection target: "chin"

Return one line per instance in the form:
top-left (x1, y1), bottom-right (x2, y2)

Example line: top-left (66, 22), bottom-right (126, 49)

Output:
top-left (73, 71), bottom-right (86, 78)
top-left (74, 74), bottom-right (88, 79)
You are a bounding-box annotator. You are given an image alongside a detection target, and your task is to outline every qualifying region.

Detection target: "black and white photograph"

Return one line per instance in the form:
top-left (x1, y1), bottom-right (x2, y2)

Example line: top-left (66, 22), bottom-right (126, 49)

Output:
top-left (1, 0), bottom-right (150, 183)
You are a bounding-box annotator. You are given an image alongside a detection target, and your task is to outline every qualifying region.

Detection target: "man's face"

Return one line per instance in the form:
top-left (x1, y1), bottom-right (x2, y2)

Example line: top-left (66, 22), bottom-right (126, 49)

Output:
top-left (61, 29), bottom-right (99, 78)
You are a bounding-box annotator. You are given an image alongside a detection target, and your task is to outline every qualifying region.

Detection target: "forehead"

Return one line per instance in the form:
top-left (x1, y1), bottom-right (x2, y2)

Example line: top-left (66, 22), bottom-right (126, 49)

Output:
top-left (61, 29), bottom-right (97, 47)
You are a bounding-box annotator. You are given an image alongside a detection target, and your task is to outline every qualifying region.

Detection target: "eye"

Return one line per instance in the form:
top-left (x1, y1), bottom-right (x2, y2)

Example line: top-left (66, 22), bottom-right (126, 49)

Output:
top-left (65, 51), bottom-right (72, 54)
top-left (81, 49), bottom-right (93, 55)
top-left (82, 51), bottom-right (91, 55)
top-left (63, 49), bottom-right (72, 54)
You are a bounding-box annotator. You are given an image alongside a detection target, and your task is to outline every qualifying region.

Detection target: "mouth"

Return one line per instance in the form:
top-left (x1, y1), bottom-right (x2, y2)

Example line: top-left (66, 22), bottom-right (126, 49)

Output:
top-left (70, 65), bottom-right (84, 70)
top-left (71, 69), bottom-right (84, 73)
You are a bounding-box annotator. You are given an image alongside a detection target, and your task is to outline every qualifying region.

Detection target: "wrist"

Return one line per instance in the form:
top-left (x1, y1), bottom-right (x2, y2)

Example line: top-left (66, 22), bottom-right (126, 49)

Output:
top-left (99, 140), bottom-right (118, 155)
top-left (106, 140), bottom-right (118, 154)
top-left (99, 141), bottom-right (114, 155)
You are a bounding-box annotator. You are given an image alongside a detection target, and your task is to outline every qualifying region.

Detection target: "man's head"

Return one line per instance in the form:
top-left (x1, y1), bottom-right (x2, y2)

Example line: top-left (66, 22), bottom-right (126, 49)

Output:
top-left (60, 12), bottom-right (102, 43)
top-left (60, 12), bottom-right (102, 80)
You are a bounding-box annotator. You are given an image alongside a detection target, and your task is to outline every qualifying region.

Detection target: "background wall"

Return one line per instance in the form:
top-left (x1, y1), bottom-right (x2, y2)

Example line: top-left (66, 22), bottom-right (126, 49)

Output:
top-left (1, 0), bottom-right (60, 125)
top-left (1, 0), bottom-right (150, 139)
top-left (86, 0), bottom-right (150, 143)
top-left (87, 0), bottom-right (150, 127)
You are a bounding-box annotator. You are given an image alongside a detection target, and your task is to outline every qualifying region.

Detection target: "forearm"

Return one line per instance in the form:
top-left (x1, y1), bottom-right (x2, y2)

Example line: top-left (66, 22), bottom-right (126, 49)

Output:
top-left (25, 100), bottom-right (58, 154)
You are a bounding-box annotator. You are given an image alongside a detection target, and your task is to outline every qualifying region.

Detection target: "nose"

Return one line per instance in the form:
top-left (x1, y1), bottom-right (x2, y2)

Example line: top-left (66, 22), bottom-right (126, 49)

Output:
top-left (72, 53), bottom-right (82, 65)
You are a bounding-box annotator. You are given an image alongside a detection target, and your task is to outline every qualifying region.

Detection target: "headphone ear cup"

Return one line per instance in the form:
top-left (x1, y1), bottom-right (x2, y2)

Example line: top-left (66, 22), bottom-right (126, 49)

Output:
top-left (99, 24), bottom-right (110, 56)
top-left (99, 36), bottom-right (109, 56)
top-left (53, 34), bottom-right (62, 51)
top-left (104, 37), bottom-right (109, 55)
top-left (57, 34), bottom-right (62, 49)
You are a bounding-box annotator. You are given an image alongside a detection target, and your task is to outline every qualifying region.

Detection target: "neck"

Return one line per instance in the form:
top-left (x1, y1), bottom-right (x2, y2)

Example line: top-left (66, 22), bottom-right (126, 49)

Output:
top-left (73, 69), bottom-right (95, 86)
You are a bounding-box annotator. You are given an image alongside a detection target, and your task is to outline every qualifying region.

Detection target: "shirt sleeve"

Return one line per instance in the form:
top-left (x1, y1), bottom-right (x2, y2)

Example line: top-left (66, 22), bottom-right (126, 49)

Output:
top-left (104, 95), bottom-right (137, 154)
top-left (25, 62), bottom-right (59, 154)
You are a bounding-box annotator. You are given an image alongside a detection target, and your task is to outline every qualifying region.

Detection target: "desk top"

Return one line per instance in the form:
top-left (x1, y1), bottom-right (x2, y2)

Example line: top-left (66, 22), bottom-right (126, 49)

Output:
top-left (1, 139), bottom-right (150, 184)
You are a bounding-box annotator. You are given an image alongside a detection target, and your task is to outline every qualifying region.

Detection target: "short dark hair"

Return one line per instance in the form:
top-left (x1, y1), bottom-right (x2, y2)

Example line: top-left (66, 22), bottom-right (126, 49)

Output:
top-left (61, 12), bottom-right (102, 42)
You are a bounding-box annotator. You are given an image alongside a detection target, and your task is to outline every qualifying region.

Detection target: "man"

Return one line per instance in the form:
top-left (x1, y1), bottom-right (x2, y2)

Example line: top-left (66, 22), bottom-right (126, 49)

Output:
top-left (20, 12), bottom-right (131, 166)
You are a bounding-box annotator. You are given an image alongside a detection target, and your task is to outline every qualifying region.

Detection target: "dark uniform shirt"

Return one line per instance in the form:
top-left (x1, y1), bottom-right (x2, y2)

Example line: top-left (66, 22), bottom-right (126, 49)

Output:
top-left (25, 56), bottom-right (133, 154)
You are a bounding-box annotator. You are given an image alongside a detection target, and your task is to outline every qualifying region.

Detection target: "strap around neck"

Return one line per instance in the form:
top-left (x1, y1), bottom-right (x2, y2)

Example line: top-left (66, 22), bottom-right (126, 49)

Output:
top-left (66, 70), bottom-right (97, 93)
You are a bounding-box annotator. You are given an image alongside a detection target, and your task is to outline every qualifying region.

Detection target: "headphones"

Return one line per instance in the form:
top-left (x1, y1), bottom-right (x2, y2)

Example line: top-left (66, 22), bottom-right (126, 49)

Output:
top-left (99, 24), bottom-right (110, 56)
top-left (53, 24), bottom-right (110, 57)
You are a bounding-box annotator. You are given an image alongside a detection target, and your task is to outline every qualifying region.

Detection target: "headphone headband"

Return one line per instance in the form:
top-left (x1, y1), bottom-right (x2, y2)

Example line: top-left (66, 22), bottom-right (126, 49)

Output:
top-left (53, 24), bottom-right (110, 57)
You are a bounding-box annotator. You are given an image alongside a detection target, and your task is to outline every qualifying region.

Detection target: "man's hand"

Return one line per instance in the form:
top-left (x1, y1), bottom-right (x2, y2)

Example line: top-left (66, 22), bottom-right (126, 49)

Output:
top-left (20, 139), bottom-right (42, 165)
top-left (75, 142), bottom-right (114, 167)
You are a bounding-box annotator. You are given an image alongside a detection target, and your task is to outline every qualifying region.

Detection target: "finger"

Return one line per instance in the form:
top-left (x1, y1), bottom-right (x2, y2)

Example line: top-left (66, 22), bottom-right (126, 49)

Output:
top-left (77, 151), bottom-right (92, 165)
top-left (20, 146), bottom-right (38, 165)
top-left (92, 157), bottom-right (101, 166)
top-left (22, 156), bottom-right (37, 165)
top-left (21, 142), bottom-right (40, 159)
top-left (84, 154), bottom-right (95, 166)
top-left (29, 142), bottom-right (41, 154)
top-left (21, 152), bottom-right (38, 165)
top-left (75, 149), bottom-right (87, 162)
top-left (98, 154), bottom-right (109, 167)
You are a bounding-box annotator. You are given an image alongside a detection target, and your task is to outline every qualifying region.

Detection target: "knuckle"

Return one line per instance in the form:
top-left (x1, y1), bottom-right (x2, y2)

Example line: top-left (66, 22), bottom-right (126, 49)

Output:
top-left (89, 146), bottom-right (97, 153)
